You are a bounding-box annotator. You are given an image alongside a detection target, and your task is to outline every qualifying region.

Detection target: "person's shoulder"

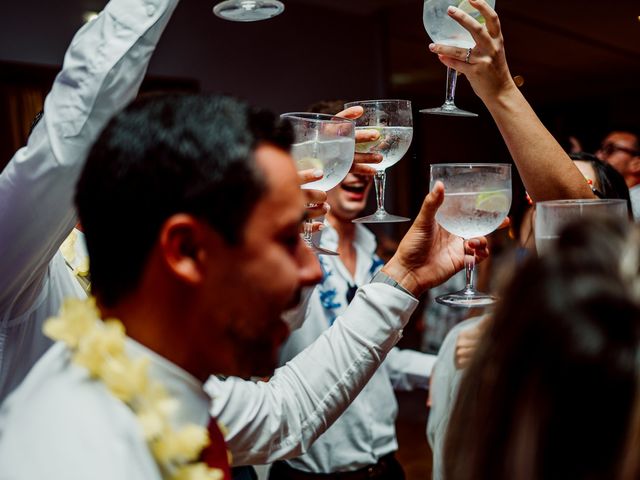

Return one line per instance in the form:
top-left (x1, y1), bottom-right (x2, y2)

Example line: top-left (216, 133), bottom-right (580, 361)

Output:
top-left (439, 316), bottom-right (485, 355)
top-left (430, 316), bottom-right (486, 390)
top-left (0, 343), bottom-right (145, 474)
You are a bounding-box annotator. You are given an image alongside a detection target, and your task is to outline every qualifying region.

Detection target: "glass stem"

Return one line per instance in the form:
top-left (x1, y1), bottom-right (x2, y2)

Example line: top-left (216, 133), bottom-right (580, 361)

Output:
top-left (303, 218), bottom-right (314, 246)
top-left (444, 66), bottom-right (458, 107)
top-left (463, 247), bottom-right (476, 295)
top-left (374, 170), bottom-right (387, 216)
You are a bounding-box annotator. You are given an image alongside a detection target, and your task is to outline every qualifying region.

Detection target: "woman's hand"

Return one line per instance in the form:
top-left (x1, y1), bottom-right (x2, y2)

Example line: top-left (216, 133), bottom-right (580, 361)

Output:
top-left (427, 0), bottom-right (517, 104)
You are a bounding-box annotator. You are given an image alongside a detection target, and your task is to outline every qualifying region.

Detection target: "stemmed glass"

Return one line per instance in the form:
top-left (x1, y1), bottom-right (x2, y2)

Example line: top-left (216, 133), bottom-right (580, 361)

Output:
top-left (535, 199), bottom-right (629, 255)
top-left (281, 113), bottom-right (355, 256)
top-left (343, 99), bottom-right (413, 223)
top-left (213, 0), bottom-right (284, 22)
top-left (421, 0), bottom-right (496, 117)
top-left (430, 163), bottom-right (511, 307)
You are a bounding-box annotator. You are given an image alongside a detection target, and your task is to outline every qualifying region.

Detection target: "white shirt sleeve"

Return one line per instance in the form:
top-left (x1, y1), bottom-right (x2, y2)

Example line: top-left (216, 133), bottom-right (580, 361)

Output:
top-left (0, 0), bottom-right (179, 316)
top-left (205, 283), bottom-right (419, 466)
top-left (427, 316), bottom-right (484, 480)
top-left (384, 347), bottom-right (437, 391)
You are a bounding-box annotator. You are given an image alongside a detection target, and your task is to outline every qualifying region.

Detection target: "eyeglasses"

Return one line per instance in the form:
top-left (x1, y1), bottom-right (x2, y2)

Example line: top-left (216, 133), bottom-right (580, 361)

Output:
top-left (599, 142), bottom-right (640, 158)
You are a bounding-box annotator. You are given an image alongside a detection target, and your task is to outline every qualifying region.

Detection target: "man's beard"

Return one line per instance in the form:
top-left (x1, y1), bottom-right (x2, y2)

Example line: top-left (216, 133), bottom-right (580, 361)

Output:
top-left (226, 315), bottom-right (291, 378)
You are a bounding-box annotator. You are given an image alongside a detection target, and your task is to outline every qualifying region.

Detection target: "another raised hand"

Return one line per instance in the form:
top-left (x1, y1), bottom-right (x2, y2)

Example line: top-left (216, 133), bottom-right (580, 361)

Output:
top-left (336, 106), bottom-right (382, 176)
top-left (427, 0), bottom-right (594, 202)
top-left (428, 0), bottom-right (512, 103)
top-left (382, 182), bottom-right (490, 297)
top-left (298, 106), bottom-right (383, 233)
top-left (298, 169), bottom-right (329, 233)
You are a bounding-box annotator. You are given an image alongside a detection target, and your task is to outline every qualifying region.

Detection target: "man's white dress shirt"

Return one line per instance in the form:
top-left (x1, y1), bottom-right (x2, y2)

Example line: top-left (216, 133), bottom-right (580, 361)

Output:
top-left (274, 225), bottom-right (436, 473)
top-left (206, 279), bottom-right (420, 467)
top-left (0, 339), bottom-right (210, 479)
top-left (0, 0), bottom-right (179, 401)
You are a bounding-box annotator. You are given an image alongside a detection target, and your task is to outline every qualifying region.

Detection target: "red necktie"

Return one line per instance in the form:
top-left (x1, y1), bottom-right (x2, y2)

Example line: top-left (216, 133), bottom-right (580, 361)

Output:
top-left (201, 419), bottom-right (232, 480)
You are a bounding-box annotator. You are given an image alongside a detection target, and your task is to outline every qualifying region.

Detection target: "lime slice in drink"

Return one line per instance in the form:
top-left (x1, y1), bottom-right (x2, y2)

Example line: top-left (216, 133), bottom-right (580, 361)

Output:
top-left (458, 0), bottom-right (485, 24)
top-left (355, 127), bottom-right (384, 154)
top-left (296, 157), bottom-right (324, 171)
top-left (476, 191), bottom-right (508, 212)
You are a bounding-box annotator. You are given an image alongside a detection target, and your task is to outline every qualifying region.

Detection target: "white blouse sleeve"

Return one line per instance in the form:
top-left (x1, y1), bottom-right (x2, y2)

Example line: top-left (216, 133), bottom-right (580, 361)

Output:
top-left (206, 283), bottom-right (419, 466)
top-left (0, 0), bottom-right (179, 314)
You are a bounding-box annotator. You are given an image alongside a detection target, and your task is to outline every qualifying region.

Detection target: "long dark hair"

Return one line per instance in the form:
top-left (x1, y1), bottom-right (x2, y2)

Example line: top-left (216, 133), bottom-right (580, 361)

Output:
top-left (570, 152), bottom-right (632, 214)
top-left (444, 218), bottom-right (640, 480)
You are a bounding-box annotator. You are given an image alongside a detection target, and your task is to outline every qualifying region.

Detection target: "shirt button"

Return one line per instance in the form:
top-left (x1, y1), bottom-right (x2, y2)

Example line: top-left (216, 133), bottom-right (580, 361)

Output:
top-left (146, 4), bottom-right (156, 16)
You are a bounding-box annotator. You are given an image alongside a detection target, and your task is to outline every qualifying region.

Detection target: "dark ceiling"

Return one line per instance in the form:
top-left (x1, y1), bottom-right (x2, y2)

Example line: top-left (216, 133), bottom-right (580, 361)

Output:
top-left (294, 0), bottom-right (640, 105)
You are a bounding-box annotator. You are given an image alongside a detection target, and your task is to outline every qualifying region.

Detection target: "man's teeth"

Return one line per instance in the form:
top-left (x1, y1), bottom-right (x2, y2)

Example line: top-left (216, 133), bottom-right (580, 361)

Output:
top-left (343, 183), bottom-right (365, 192)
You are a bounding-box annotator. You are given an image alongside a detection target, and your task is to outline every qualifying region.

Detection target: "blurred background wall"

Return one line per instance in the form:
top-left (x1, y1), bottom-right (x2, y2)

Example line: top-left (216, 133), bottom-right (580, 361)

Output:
top-left (1, 2), bottom-right (639, 477)
top-left (3, 0), bottom-right (638, 233)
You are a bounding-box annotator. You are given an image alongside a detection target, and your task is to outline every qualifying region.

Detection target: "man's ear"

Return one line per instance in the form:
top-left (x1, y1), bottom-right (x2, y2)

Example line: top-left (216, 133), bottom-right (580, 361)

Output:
top-left (159, 214), bottom-right (220, 285)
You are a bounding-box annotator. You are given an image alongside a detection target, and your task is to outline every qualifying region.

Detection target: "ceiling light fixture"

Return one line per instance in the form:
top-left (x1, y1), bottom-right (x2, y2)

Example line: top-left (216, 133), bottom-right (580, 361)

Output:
top-left (213, 0), bottom-right (284, 22)
top-left (83, 11), bottom-right (99, 23)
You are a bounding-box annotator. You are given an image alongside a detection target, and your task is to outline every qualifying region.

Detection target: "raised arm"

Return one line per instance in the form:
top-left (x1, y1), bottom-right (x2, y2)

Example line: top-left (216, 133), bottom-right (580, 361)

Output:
top-left (0, 0), bottom-right (180, 308)
top-left (207, 183), bottom-right (489, 465)
top-left (207, 283), bottom-right (417, 465)
top-left (428, 0), bottom-right (594, 202)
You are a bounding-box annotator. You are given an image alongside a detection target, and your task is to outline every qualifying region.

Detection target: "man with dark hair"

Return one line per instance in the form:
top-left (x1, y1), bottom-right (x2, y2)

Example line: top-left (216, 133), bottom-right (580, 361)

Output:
top-left (0, 92), bottom-right (489, 478)
top-left (77, 95), bottom-right (284, 311)
top-left (75, 94), bottom-right (310, 376)
top-left (596, 130), bottom-right (640, 220)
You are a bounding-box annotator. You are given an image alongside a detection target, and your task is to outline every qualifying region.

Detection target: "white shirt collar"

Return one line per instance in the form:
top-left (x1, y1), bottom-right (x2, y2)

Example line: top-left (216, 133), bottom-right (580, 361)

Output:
top-left (126, 339), bottom-right (211, 426)
top-left (319, 222), bottom-right (377, 256)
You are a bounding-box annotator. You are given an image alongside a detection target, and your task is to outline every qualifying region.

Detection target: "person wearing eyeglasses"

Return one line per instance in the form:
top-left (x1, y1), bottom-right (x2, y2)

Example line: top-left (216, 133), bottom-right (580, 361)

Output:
top-left (596, 130), bottom-right (640, 220)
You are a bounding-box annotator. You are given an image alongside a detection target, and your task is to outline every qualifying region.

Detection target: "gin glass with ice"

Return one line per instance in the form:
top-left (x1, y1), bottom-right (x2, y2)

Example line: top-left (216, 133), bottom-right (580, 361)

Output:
top-left (343, 99), bottom-right (414, 223)
top-left (421, 0), bottom-right (496, 117)
top-left (430, 163), bottom-right (511, 306)
top-left (281, 112), bottom-right (355, 255)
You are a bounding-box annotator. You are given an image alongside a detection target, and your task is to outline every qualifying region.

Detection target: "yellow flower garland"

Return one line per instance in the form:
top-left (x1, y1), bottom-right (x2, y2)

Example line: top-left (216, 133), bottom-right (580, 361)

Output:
top-left (60, 230), bottom-right (91, 293)
top-left (44, 298), bottom-right (224, 480)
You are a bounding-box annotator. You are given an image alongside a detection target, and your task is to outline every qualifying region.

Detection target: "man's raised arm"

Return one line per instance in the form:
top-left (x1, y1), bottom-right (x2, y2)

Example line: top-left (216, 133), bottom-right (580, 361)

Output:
top-left (207, 183), bottom-right (489, 465)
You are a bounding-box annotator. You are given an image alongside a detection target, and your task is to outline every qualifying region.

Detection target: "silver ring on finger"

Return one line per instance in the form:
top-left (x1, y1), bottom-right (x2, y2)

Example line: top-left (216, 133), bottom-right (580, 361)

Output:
top-left (465, 47), bottom-right (472, 64)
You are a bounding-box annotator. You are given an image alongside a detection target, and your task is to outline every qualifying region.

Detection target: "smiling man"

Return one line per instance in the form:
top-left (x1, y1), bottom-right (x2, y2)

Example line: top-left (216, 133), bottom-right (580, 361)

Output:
top-left (268, 103), bottom-right (438, 480)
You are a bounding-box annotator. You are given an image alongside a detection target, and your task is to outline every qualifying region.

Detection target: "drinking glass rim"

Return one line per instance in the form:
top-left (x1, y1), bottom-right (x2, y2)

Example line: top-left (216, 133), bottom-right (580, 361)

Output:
top-left (344, 99), bottom-right (412, 107)
top-left (280, 112), bottom-right (355, 124)
top-left (430, 163), bottom-right (511, 168)
top-left (537, 199), bottom-right (628, 207)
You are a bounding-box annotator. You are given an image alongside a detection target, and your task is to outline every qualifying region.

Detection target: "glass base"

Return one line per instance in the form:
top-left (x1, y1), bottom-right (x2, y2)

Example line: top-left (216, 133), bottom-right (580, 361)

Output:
top-left (353, 211), bottom-right (411, 224)
top-left (304, 241), bottom-right (339, 256)
top-left (435, 289), bottom-right (497, 308)
top-left (213, 0), bottom-right (285, 22)
top-left (419, 105), bottom-right (478, 118)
